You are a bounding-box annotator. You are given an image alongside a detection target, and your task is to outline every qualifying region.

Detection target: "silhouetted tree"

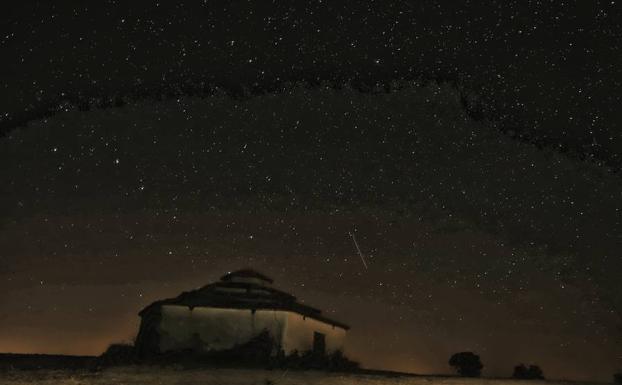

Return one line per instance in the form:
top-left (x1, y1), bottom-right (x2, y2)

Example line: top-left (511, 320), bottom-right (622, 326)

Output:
top-left (98, 343), bottom-right (136, 367)
top-left (614, 371), bottom-right (622, 384)
top-left (449, 352), bottom-right (483, 377)
top-left (513, 364), bottom-right (545, 380)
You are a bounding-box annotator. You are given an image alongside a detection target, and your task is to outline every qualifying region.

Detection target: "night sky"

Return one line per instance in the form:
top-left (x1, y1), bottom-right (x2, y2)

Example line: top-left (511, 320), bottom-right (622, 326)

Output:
top-left (1, 1), bottom-right (621, 382)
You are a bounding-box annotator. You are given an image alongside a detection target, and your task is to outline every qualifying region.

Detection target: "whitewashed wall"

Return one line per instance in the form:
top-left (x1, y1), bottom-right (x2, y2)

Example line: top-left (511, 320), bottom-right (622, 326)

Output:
top-left (158, 305), bottom-right (287, 352)
top-left (282, 312), bottom-right (347, 354)
top-left (156, 305), bottom-right (347, 355)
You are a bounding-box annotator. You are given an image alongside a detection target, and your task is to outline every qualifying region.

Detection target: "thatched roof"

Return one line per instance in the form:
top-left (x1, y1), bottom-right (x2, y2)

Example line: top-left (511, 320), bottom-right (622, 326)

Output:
top-left (139, 269), bottom-right (349, 330)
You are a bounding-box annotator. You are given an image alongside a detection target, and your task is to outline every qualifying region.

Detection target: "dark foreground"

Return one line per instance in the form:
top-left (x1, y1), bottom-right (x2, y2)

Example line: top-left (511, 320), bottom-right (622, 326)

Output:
top-left (0, 355), bottom-right (603, 385)
top-left (0, 366), bottom-right (602, 385)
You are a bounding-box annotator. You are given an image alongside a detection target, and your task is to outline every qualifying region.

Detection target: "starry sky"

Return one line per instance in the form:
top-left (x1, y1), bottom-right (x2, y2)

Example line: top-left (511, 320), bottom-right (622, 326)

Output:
top-left (1, 1), bottom-right (622, 382)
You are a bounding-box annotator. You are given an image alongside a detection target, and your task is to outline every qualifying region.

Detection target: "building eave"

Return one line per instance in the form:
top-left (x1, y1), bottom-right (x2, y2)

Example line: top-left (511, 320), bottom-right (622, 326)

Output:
top-left (139, 301), bottom-right (350, 330)
top-left (137, 272), bottom-right (350, 330)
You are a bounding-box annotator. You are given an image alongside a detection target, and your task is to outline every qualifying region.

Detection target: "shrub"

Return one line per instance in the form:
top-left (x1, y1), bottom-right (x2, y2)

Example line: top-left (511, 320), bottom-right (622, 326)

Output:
top-left (448, 352), bottom-right (483, 377)
top-left (269, 348), bottom-right (358, 371)
top-left (513, 364), bottom-right (544, 380)
top-left (98, 343), bottom-right (136, 367)
top-left (327, 349), bottom-right (359, 371)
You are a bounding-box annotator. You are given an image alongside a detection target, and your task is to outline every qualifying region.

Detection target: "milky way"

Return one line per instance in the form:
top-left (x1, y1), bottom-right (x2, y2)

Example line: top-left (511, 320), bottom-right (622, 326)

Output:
top-left (2, 1), bottom-right (621, 168)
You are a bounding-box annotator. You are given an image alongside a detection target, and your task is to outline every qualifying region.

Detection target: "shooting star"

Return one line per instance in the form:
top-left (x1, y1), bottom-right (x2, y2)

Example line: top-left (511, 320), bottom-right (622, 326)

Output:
top-left (348, 231), bottom-right (368, 269)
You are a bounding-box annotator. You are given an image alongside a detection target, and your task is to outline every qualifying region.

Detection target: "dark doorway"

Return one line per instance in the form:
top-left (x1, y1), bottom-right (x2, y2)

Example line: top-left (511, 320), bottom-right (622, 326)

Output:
top-left (313, 331), bottom-right (326, 355)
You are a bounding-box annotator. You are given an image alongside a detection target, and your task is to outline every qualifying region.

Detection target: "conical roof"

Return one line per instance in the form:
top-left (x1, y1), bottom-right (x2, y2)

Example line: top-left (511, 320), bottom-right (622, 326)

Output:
top-left (139, 269), bottom-right (349, 330)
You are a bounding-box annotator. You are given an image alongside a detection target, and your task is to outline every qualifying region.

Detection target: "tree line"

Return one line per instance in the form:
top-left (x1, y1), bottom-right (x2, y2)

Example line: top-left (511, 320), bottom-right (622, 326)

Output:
top-left (449, 351), bottom-right (622, 382)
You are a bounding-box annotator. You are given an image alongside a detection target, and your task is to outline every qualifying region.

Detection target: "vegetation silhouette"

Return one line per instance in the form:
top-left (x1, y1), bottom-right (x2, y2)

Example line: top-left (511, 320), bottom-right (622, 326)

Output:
top-left (512, 364), bottom-right (545, 380)
top-left (0, 353), bottom-right (96, 371)
top-left (98, 344), bottom-right (138, 367)
top-left (448, 352), bottom-right (483, 377)
top-left (97, 330), bottom-right (358, 372)
top-left (614, 371), bottom-right (622, 384)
